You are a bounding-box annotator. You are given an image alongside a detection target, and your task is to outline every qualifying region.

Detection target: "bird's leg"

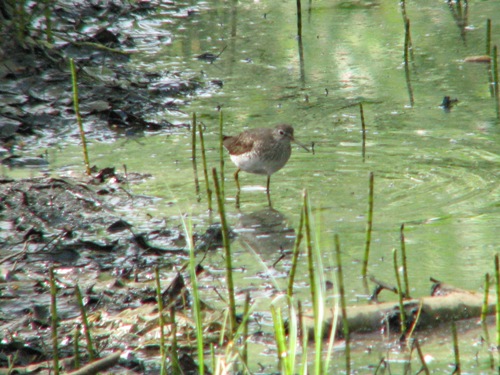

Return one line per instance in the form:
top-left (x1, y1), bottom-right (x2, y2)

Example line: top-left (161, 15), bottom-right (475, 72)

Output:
top-left (266, 175), bottom-right (272, 207)
top-left (235, 168), bottom-right (241, 208)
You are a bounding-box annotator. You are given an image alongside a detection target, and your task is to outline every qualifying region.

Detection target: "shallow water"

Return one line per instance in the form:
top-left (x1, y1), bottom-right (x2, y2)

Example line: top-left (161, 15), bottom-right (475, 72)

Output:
top-left (4, 0), bottom-right (500, 372)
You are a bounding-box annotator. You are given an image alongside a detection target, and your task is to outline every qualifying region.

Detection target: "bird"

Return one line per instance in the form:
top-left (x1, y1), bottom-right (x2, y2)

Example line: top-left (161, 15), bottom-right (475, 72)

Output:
top-left (223, 124), bottom-right (309, 206)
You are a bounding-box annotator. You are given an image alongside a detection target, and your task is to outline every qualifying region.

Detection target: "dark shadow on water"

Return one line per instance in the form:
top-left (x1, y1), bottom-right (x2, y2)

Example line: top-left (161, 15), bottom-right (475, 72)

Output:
top-left (236, 207), bottom-right (295, 255)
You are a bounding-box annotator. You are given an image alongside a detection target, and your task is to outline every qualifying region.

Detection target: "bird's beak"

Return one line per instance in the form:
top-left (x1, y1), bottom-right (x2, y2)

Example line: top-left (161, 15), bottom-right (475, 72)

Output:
top-left (293, 139), bottom-right (310, 152)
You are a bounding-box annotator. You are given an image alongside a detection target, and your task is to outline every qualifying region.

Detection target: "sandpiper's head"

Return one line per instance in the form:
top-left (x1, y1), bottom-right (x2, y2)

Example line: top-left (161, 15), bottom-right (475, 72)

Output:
top-left (274, 124), bottom-right (309, 152)
top-left (273, 124), bottom-right (295, 142)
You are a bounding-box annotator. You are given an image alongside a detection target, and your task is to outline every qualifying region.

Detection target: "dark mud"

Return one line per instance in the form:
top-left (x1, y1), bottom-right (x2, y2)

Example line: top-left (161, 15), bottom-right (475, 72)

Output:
top-left (0, 1), bottom-right (223, 373)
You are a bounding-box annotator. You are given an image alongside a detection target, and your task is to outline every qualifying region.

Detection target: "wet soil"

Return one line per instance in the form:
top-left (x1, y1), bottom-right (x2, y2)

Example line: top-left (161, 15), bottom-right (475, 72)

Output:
top-left (0, 1), bottom-right (223, 373)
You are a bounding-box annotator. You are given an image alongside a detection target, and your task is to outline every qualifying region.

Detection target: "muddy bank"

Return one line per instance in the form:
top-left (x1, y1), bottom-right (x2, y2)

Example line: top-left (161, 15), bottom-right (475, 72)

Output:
top-left (0, 1), bottom-right (224, 372)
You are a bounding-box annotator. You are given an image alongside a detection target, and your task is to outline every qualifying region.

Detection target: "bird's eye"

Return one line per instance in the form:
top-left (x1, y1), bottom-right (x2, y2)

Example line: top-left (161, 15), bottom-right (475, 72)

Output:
top-left (279, 130), bottom-right (285, 135)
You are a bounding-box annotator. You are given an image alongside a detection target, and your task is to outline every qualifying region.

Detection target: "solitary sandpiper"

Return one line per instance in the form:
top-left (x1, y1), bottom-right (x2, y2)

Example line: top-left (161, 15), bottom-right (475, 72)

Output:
top-left (223, 124), bottom-right (309, 206)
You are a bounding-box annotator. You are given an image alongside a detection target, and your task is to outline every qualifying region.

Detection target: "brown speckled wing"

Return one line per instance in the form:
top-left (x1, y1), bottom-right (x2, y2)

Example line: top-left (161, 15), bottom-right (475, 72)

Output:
top-left (223, 134), bottom-right (255, 155)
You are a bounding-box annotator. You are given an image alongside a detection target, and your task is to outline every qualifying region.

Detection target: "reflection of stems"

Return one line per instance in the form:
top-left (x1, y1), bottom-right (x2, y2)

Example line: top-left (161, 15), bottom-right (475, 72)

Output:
top-left (404, 18), bottom-right (414, 107)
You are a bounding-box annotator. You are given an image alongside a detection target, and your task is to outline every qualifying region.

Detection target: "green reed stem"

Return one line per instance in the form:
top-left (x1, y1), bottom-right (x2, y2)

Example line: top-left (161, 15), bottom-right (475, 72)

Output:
top-left (219, 110), bottom-right (225, 195)
top-left (359, 102), bottom-right (366, 162)
top-left (287, 207), bottom-right (304, 297)
top-left (212, 167), bottom-right (236, 333)
top-left (495, 254), bottom-right (500, 349)
top-left (74, 324), bottom-right (81, 369)
top-left (296, 0), bottom-right (302, 40)
top-left (192, 113), bottom-right (201, 200)
top-left (400, 223), bottom-right (410, 298)
top-left (486, 19), bottom-right (491, 55)
top-left (154, 267), bottom-right (167, 375)
top-left (49, 266), bottom-right (60, 375)
top-left (75, 284), bottom-right (96, 360)
top-left (413, 339), bottom-right (430, 375)
top-left (492, 46), bottom-right (500, 120)
top-left (198, 122), bottom-right (213, 211)
top-left (335, 234), bottom-right (350, 375)
top-left (451, 321), bottom-right (461, 375)
top-left (406, 300), bottom-right (423, 343)
top-left (404, 18), bottom-right (415, 107)
top-left (188, 232), bottom-right (204, 375)
top-left (481, 273), bottom-right (494, 370)
top-left (43, 0), bottom-right (53, 43)
top-left (361, 172), bottom-right (374, 278)
top-left (393, 249), bottom-right (407, 334)
top-left (271, 306), bottom-right (289, 374)
top-left (169, 304), bottom-right (180, 374)
top-left (242, 292), bottom-right (251, 367)
top-left (70, 58), bottom-right (91, 175)
top-left (303, 190), bottom-right (323, 375)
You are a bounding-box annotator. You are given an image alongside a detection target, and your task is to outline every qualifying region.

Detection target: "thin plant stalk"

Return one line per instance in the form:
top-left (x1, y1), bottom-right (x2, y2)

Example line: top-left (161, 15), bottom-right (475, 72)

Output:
top-left (406, 300), bottom-right (423, 343)
top-left (335, 234), bottom-right (350, 374)
top-left (242, 292), bottom-right (251, 367)
top-left (74, 284), bottom-right (96, 361)
top-left (271, 306), bottom-right (291, 375)
top-left (287, 207), bottom-right (304, 297)
top-left (495, 254), bottom-right (500, 349)
top-left (186, 220), bottom-right (205, 375)
top-left (154, 267), bottom-right (167, 375)
top-left (486, 19), bottom-right (491, 56)
top-left (212, 167), bottom-right (236, 333)
top-left (492, 46), bottom-right (500, 119)
top-left (480, 273), bottom-right (494, 370)
top-left (74, 324), bottom-right (81, 369)
top-left (170, 305), bottom-right (180, 374)
top-left (219, 110), bottom-right (225, 195)
top-left (393, 249), bottom-right (407, 334)
top-left (49, 266), bottom-right (60, 375)
top-left (191, 113), bottom-right (201, 200)
top-left (451, 321), bottom-right (461, 375)
top-left (361, 172), bottom-right (374, 278)
top-left (198, 122), bottom-right (212, 211)
top-left (43, 0), bottom-right (53, 43)
top-left (404, 18), bottom-right (415, 107)
top-left (359, 102), bottom-right (366, 162)
top-left (70, 58), bottom-right (91, 175)
top-left (303, 190), bottom-right (323, 374)
top-left (413, 339), bottom-right (430, 375)
top-left (400, 223), bottom-right (410, 298)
